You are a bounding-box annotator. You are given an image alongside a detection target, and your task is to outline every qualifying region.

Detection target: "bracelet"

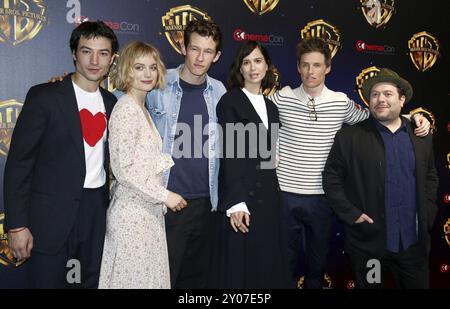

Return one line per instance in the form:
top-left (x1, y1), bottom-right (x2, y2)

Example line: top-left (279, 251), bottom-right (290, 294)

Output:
top-left (9, 227), bottom-right (27, 233)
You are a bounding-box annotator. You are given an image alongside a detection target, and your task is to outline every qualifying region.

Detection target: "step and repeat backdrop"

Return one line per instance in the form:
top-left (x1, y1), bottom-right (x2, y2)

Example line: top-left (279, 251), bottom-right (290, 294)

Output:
top-left (0, 0), bottom-right (448, 288)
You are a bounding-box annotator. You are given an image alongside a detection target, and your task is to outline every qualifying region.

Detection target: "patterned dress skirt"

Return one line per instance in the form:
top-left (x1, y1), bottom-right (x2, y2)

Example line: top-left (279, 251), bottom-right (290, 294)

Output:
top-left (99, 184), bottom-right (170, 289)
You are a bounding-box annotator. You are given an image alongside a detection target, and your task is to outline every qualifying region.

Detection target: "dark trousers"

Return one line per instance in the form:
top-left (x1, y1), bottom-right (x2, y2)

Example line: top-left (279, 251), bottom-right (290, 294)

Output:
top-left (281, 192), bottom-right (333, 289)
top-left (27, 186), bottom-right (108, 289)
top-left (348, 243), bottom-right (429, 289)
top-left (165, 197), bottom-right (213, 289)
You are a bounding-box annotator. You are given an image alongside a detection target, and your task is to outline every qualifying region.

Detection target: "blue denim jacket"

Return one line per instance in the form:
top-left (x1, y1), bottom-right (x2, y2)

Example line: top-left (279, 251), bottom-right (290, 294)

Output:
top-left (141, 65), bottom-right (225, 210)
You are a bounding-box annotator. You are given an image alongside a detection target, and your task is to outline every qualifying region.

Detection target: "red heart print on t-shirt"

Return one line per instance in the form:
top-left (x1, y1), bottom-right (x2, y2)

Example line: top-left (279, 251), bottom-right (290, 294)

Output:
top-left (79, 109), bottom-right (106, 147)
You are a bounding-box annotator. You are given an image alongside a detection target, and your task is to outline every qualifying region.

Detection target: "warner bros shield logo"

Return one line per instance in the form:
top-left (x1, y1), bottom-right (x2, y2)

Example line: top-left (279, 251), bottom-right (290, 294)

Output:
top-left (300, 19), bottom-right (342, 59)
top-left (360, 0), bottom-right (395, 28)
top-left (356, 66), bottom-right (380, 106)
top-left (161, 5), bottom-right (211, 55)
top-left (0, 0), bottom-right (48, 45)
top-left (243, 0), bottom-right (280, 15)
top-left (408, 31), bottom-right (440, 72)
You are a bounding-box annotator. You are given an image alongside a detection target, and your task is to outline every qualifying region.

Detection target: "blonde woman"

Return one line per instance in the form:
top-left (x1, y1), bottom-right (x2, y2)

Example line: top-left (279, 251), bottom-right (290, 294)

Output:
top-left (99, 41), bottom-right (186, 289)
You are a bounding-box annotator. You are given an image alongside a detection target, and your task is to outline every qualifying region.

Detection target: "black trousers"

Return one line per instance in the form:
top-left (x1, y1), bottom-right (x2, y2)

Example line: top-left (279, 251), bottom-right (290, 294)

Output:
top-left (280, 192), bottom-right (333, 289)
top-left (165, 197), bottom-right (214, 289)
top-left (348, 243), bottom-right (429, 289)
top-left (27, 186), bottom-right (108, 289)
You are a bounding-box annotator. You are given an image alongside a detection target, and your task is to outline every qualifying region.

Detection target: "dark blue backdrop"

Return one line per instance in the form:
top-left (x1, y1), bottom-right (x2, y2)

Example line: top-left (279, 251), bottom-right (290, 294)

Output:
top-left (0, 0), bottom-right (448, 288)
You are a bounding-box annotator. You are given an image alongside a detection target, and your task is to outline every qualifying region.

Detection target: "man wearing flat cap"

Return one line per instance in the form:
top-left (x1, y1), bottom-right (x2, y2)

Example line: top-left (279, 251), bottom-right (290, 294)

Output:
top-left (322, 68), bottom-right (438, 288)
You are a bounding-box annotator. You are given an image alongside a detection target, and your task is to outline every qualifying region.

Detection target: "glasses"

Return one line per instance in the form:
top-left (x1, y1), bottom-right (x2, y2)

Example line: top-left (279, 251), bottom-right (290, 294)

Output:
top-left (307, 98), bottom-right (317, 121)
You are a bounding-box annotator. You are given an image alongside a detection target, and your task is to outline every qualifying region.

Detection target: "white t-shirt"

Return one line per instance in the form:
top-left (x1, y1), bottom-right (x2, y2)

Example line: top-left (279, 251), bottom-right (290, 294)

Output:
top-left (72, 81), bottom-right (107, 188)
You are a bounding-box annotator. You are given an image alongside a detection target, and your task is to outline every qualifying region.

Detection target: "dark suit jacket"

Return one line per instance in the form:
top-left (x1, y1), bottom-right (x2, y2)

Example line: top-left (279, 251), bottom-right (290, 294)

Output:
top-left (323, 117), bottom-right (438, 257)
top-left (216, 88), bottom-right (280, 213)
top-left (4, 74), bottom-right (116, 254)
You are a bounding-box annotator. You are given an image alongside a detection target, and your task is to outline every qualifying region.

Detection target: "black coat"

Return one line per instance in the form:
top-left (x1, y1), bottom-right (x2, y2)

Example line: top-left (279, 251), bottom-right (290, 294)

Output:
top-left (214, 88), bottom-right (291, 288)
top-left (322, 117), bottom-right (438, 256)
top-left (4, 74), bottom-right (116, 254)
top-left (216, 88), bottom-right (280, 213)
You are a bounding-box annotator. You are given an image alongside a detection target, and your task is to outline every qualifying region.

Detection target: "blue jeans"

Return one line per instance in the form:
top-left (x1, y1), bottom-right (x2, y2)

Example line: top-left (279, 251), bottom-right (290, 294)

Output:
top-left (281, 192), bottom-right (333, 289)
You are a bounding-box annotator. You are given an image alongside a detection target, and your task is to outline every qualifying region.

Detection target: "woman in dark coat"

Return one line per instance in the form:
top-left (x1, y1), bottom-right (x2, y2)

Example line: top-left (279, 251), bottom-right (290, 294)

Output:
top-left (214, 41), bottom-right (291, 288)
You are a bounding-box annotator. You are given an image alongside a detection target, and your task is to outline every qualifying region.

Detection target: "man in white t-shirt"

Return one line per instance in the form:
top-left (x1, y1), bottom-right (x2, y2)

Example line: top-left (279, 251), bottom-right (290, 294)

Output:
top-left (4, 21), bottom-right (119, 288)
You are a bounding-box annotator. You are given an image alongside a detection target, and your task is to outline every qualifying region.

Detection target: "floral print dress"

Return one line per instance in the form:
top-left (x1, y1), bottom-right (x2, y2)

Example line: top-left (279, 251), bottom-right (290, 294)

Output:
top-left (99, 94), bottom-right (173, 289)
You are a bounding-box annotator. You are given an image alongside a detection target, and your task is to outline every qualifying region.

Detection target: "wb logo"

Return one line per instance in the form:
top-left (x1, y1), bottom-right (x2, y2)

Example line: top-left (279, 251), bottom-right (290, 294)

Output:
top-left (0, 0), bottom-right (48, 45)
top-left (366, 259), bottom-right (381, 284)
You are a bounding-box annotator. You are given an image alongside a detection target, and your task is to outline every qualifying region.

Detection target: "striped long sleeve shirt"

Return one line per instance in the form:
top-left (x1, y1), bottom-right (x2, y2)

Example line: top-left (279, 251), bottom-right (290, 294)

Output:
top-left (268, 85), bottom-right (369, 195)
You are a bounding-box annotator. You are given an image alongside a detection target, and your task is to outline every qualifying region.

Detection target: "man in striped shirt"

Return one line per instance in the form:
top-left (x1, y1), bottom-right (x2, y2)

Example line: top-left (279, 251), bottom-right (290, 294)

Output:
top-left (268, 38), bottom-right (429, 289)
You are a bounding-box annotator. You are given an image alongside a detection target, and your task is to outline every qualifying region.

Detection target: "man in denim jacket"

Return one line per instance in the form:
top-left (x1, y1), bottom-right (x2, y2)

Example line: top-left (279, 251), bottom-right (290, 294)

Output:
top-left (146, 20), bottom-right (225, 288)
